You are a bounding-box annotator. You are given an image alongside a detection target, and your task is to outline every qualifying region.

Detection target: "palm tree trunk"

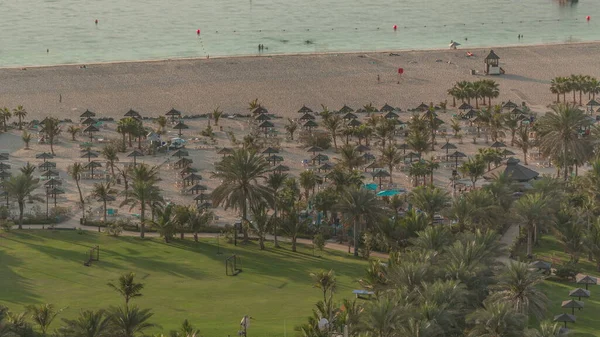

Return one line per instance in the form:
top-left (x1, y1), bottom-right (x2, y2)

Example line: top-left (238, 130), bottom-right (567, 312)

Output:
top-left (579, 91), bottom-right (583, 105)
top-left (242, 200), bottom-right (249, 242)
top-left (50, 140), bottom-right (55, 155)
top-left (18, 201), bottom-right (24, 229)
top-left (556, 93), bottom-right (560, 103)
top-left (76, 180), bottom-right (85, 221)
top-left (523, 149), bottom-right (528, 165)
top-left (332, 132), bottom-right (338, 150)
top-left (389, 165), bottom-right (394, 183)
top-left (103, 200), bottom-right (107, 224)
top-left (18, 116), bottom-right (22, 130)
top-left (527, 226), bottom-right (533, 257)
top-left (353, 219), bottom-right (359, 257)
top-left (140, 204), bottom-right (146, 239)
top-left (452, 97), bottom-right (456, 107)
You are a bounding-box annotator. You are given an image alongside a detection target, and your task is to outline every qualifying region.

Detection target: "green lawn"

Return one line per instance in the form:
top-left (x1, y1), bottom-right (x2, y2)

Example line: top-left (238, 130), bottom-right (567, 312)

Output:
top-left (0, 230), bottom-right (368, 336)
top-left (527, 235), bottom-right (600, 337)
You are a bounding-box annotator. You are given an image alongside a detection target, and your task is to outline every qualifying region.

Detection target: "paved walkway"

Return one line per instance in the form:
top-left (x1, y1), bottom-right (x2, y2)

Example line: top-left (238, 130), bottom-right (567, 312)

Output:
top-left (498, 224), bottom-right (520, 264)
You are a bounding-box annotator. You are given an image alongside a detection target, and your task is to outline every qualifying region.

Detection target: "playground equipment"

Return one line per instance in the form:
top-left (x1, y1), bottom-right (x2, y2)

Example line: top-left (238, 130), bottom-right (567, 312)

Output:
top-left (226, 254), bottom-right (242, 276)
top-left (84, 245), bottom-right (100, 266)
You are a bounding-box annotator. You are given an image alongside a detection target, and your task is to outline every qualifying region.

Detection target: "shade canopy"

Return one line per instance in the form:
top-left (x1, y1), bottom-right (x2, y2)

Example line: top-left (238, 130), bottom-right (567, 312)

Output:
top-left (384, 111), bottom-right (399, 119)
top-left (484, 157), bottom-right (539, 182)
top-left (501, 149), bottom-right (516, 156)
top-left (303, 120), bottom-right (319, 128)
top-left (0, 171), bottom-right (12, 178)
top-left (272, 164), bottom-right (290, 172)
top-left (262, 147), bottom-right (280, 155)
top-left (0, 162), bottom-right (11, 170)
top-left (259, 121), bottom-right (274, 128)
top-left (343, 112), bottom-right (358, 120)
top-left (529, 260), bottom-right (551, 270)
top-left (173, 122), bottom-right (189, 130)
top-left (372, 170), bottom-right (390, 178)
top-left (577, 275), bottom-right (598, 285)
top-left (490, 141), bottom-right (507, 148)
top-left (183, 173), bottom-right (203, 181)
top-left (569, 288), bottom-right (590, 299)
top-left (312, 154), bottom-right (329, 162)
top-left (298, 105), bottom-right (313, 113)
top-left (38, 162), bottom-right (56, 170)
top-left (255, 114), bottom-right (272, 121)
top-left (41, 169), bottom-right (60, 177)
top-left (503, 101), bottom-right (518, 109)
top-left (36, 152), bottom-right (54, 160)
top-left (188, 184), bottom-right (208, 192)
top-left (127, 150), bottom-right (144, 158)
top-left (83, 125), bottom-right (100, 133)
top-left (458, 103), bottom-right (473, 111)
top-left (299, 113), bottom-right (315, 121)
top-left (347, 119), bottom-right (362, 127)
top-left (124, 109), bottom-right (142, 118)
top-left (380, 104), bottom-right (395, 112)
top-left (217, 147), bottom-right (234, 155)
top-left (80, 109), bottom-right (96, 118)
top-left (397, 143), bottom-right (410, 150)
top-left (251, 106), bottom-right (269, 115)
top-left (44, 178), bottom-right (62, 187)
top-left (85, 161), bottom-right (102, 169)
top-left (441, 142), bottom-right (457, 150)
top-left (355, 144), bottom-right (371, 153)
top-left (553, 313), bottom-right (576, 323)
top-left (171, 149), bottom-right (189, 157)
top-left (81, 117), bottom-right (98, 125)
top-left (307, 146), bottom-right (323, 153)
top-left (266, 155), bottom-right (284, 163)
top-left (80, 150), bottom-right (99, 158)
top-left (561, 300), bottom-right (584, 309)
top-left (166, 108), bottom-right (182, 117)
top-left (318, 163), bottom-right (334, 171)
top-left (416, 103), bottom-right (429, 111)
top-left (339, 105), bottom-right (354, 114)
top-left (179, 167), bottom-right (198, 175)
top-left (448, 151), bottom-right (467, 158)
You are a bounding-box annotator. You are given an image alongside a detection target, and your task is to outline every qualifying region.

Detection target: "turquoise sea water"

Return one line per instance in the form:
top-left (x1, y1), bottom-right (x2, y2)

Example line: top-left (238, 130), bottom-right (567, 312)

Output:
top-left (1, 0), bottom-right (599, 67)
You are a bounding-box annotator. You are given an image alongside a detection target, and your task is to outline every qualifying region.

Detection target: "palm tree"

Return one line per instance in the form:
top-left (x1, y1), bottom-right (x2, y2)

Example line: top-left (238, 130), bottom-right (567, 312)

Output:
top-left (424, 157), bottom-right (439, 185)
top-left (107, 272), bottom-right (144, 305)
top-left (117, 117), bottom-right (139, 148)
top-left (584, 218), bottom-right (600, 271)
top-left (459, 157), bottom-right (486, 188)
top-left (299, 170), bottom-right (318, 201)
top-left (526, 320), bottom-right (568, 337)
top-left (250, 203), bottom-right (272, 250)
top-left (380, 145), bottom-right (402, 184)
top-left (537, 104), bottom-right (592, 180)
top-left (171, 319), bottom-right (202, 337)
top-left (12, 105), bottom-right (27, 130)
top-left (447, 85), bottom-right (459, 107)
top-left (20, 162), bottom-right (36, 177)
top-left (336, 145), bottom-right (364, 171)
top-left (550, 77), bottom-right (562, 103)
top-left (490, 261), bottom-right (548, 320)
top-left (552, 209), bottom-right (585, 262)
top-left (68, 162), bottom-right (86, 221)
top-left (27, 304), bottom-right (61, 336)
top-left (107, 305), bottom-right (155, 337)
top-left (212, 107), bottom-right (223, 126)
top-left (91, 182), bottom-right (117, 225)
top-left (59, 309), bottom-right (112, 337)
top-left (153, 116), bottom-right (167, 134)
top-left (212, 148), bottom-right (273, 242)
top-left (102, 145), bottom-right (119, 178)
top-left (68, 125), bottom-right (81, 141)
top-left (406, 129), bottom-right (430, 159)
top-left (466, 301), bottom-right (527, 337)
top-left (450, 118), bottom-right (461, 137)
top-left (281, 208), bottom-right (309, 252)
top-left (374, 119), bottom-right (396, 150)
top-left (503, 114), bottom-right (520, 146)
top-left (284, 118), bottom-right (299, 140)
top-left (40, 117), bottom-right (61, 155)
top-left (408, 185), bottom-right (450, 226)
top-left (514, 126), bottom-right (534, 165)
top-left (310, 269), bottom-right (337, 303)
top-left (336, 188), bottom-right (387, 256)
top-left (121, 180), bottom-right (162, 239)
top-left (22, 131), bottom-right (32, 149)
top-left (146, 203), bottom-right (176, 243)
top-left (514, 193), bottom-right (550, 256)
top-left (323, 115), bottom-right (343, 150)
top-left (359, 297), bottom-right (402, 337)
top-left (0, 107), bottom-right (11, 132)
top-left (2, 173), bottom-right (40, 229)
top-left (266, 172), bottom-right (287, 247)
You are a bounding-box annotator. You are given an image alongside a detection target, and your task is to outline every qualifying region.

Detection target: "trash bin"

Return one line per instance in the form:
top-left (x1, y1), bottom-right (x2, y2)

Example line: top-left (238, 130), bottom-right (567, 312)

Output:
top-left (470, 69), bottom-right (476, 75)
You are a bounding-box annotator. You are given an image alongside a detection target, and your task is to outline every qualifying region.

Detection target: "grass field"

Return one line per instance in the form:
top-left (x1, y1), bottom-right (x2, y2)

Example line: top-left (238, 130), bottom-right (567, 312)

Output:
top-left (526, 235), bottom-right (600, 337)
top-left (0, 230), bottom-right (369, 336)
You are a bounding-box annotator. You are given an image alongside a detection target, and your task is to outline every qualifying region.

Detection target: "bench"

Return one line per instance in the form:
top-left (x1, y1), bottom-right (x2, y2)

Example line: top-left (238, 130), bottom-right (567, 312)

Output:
top-left (352, 290), bottom-right (374, 299)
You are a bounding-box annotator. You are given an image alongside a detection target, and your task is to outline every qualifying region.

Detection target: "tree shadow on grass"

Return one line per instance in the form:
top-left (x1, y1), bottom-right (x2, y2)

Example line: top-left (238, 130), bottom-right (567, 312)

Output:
top-left (0, 243), bottom-right (40, 305)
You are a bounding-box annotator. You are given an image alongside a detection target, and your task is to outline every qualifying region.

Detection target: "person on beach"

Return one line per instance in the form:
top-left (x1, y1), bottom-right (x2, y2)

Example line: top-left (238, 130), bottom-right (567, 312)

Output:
top-left (59, 94), bottom-right (62, 103)
top-left (377, 74), bottom-right (380, 83)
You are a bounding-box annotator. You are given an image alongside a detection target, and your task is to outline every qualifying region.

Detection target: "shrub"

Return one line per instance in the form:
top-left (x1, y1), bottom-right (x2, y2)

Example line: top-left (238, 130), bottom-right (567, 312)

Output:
top-left (107, 222), bottom-right (123, 237)
top-left (1, 221), bottom-right (15, 232)
top-left (313, 233), bottom-right (325, 251)
top-left (555, 262), bottom-right (580, 281)
top-left (300, 131), bottom-right (331, 150)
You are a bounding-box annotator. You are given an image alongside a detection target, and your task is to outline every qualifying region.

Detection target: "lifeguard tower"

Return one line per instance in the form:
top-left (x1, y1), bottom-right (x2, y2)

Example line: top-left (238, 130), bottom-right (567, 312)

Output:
top-left (484, 50), bottom-right (503, 75)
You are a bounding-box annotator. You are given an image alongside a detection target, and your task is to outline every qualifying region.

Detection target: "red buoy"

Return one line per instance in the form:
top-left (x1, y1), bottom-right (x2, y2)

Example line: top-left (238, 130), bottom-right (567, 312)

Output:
top-left (393, 25), bottom-right (397, 30)
top-left (196, 29), bottom-right (201, 35)
top-left (586, 16), bottom-right (591, 21)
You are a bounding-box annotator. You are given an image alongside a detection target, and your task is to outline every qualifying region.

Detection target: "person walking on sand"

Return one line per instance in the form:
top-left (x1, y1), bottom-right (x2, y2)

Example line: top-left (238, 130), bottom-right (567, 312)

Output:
top-left (59, 94), bottom-right (62, 103)
top-left (377, 74), bottom-right (380, 83)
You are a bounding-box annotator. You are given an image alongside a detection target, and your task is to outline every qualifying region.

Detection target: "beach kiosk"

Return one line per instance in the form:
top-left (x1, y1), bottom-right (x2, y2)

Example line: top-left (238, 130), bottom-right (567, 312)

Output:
top-left (484, 50), bottom-right (502, 75)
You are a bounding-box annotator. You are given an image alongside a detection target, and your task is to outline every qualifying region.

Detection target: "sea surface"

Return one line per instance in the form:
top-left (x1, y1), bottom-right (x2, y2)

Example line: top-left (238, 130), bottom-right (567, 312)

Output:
top-left (1, 0), bottom-right (599, 67)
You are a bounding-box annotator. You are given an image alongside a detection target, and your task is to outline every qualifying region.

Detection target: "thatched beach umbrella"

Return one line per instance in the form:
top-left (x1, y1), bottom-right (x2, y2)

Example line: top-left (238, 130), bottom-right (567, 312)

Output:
top-left (262, 147), bottom-right (279, 155)
top-left (448, 151), bottom-right (467, 167)
top-left (404, 152), bottom-right (419, 162)
top-left (312, 153), bottom-right (329, 165)
top-left (83, 125), bottom-right (100, 142)
top-left (384, 111), bottom-right (399, 120)
top-left (449, 41), bottom-right (461, 49)
top-left (81, 150), bottom-right (99, 162)
top-left (484, 157), bottom-right (539, 182)
top-left (251, 106), bottom-right (269, 115)
top-left (38, 161), bottom-right (56, 172)
top-left (318, 162), bottom-right (334, 172)
top-left (503, 101), bottom-right (518, 110)
top-left (380, 103), bottom-right (395, 112)
top-left (259, 121), bottom-right (274, 136)
top-left (171, 149), bottom-right (189, 158)
top-left (307, 146), bottom-right (323, 156)
top-left (339, 105), bottom-right (354, 114)
top-left (365, 161), bottom-right (383, 172)
top-left (85, 161), bottom-right (102, 177)
top-left (458, 103), bottom-right (473, 114)
top-left (576, 275), bottom-right (598, 290)
top-left (127, 149), bottom-right (144, 166)
top-left (81, 117), bottom-right (98, 126)
top-left (299, 113), bottom-right (315, 122)
top-left (553, 313), bottom-right (576, 329)
top-left (0, 190), bottom-right (8, 207)
top-left (36, 152), bottom-right (54, 162)
top-left (217, 148), bottom-right (234, 157)
top-left (303, 120), bottom-right (318, 132)
top-left (194, 193), bottom-right (211, 205)
top-left (124, 109), bottom-right (142, 120)
top-left (174, 157), bottom-right (193, 169)
top-left (188, 184), bottom-right (207, 195)
top-left (179, 166), bottom-right (198, 177)
top-left (372, 169), bottom-right (390, 188)
top-left (490, 141), bottom-right (507, 148)
top-left (441, 142), bottom-right (457, 161)
top-left (529, 260), bottom-right (551, 272)
top-left (47, 187), bottom-right (65, 208)
top-left (396, 143), bottom-right (409, 154)
top-left (0, 162), bottom-right (11, 171)
top-left (44, 178), bottom-right (62, 188)
top-left (173, 122), bottom-right (189, 137)
top-left (266, 155), bottom-right (284, 166)
top-left (511, 107), bottom-right (523, 115)
top-left (166, 108), bottom-right (182, 123)
top-left (347, 119), bottom-right (362, 128)
top-left (501, 149), bottom-right (516, 157)
top-left (415, 103), bottom-right (429, 112)
top-left (0, 171), bottom-right (12, 180)
top-left (463, 109), bottom-right (477, 119)
top-left (255, 114), bottom-right (272, 122)
top-left (569, 288), bottom-right (590, 301)
top-left (80, 109), bottom-right (96, 119)
top-left (355, 144), bottom-right (370, 153)
top-left (272, 164), bottom-right (290, 173)
top-left (343, 112), bottom-right (358, 120)
top-left (586, 99), bottom-right (600, 114)
top-left (41, 169), bottom-right (60, 178)
top-left (182, 173), bottom-right (203, 186)
top-left (363, 153), bottom-right (376, 161)
top-left (561, 300), bottom-right (584, 315)
top-left (298, 105), bottom-right (313, 114)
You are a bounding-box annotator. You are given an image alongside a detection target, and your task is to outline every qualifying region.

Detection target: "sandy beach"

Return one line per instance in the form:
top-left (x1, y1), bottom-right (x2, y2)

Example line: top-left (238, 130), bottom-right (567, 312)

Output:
top-left (0, 42), bottom-right (598, 226)
top-left (1, 42), bottom-right (599, 120)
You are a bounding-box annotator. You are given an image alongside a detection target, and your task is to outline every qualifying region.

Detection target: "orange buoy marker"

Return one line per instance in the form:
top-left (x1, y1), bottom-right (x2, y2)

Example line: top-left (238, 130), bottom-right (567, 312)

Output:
top-left (587, 16), bottom-right (591, 21)
top-left (196, 29), bottom-right (201, 35)
top-left (393, 25), bottom-right (397, 30)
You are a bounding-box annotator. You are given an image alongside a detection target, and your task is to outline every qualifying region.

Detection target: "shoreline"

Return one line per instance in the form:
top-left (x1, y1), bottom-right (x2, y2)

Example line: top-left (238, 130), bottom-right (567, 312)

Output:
top-left (3, 40), bottom-right (600, 71)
